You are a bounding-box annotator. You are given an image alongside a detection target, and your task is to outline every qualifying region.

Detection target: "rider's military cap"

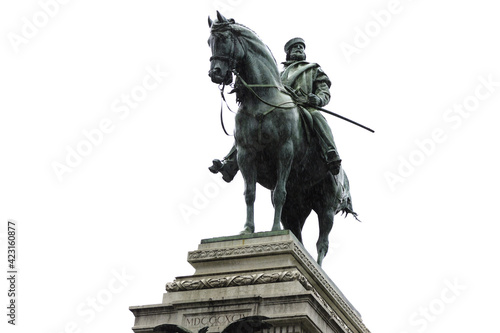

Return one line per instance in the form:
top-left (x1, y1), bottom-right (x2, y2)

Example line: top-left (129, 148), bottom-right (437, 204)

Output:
top-left (284, 37), bottom-right (306, 53)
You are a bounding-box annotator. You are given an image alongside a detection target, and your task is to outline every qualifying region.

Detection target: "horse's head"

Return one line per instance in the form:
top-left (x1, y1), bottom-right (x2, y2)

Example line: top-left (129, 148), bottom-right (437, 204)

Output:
top-left (207, 12), bottom-right (243, 85)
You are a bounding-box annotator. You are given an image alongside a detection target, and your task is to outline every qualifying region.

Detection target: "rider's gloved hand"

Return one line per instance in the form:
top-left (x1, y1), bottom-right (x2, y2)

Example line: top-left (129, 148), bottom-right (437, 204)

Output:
top-left (307, 93), bottom-right (321, 106)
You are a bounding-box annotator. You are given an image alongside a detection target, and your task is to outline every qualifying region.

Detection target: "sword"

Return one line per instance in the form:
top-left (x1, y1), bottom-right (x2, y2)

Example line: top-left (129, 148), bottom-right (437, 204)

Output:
top-left (285, 86), bottom-right (375, 133)
top-left (305, 103), bottom-right (375, 133)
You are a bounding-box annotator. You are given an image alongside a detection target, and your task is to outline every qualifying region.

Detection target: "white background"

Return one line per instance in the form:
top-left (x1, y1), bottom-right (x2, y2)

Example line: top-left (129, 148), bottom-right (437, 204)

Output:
top-left (1, 0), bottom-right (499, 332)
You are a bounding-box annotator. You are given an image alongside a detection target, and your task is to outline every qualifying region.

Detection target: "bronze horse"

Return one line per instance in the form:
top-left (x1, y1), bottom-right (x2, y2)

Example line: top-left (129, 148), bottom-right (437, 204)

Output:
top-left (208, 12), bottom-right (357, 265)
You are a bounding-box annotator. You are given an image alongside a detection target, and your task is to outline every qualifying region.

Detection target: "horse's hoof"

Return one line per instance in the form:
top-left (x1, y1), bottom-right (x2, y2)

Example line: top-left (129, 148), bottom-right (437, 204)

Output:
top-left (239, 228), bottom-right (254, 235)
top-left (317, 252), bottom-right (326, 266)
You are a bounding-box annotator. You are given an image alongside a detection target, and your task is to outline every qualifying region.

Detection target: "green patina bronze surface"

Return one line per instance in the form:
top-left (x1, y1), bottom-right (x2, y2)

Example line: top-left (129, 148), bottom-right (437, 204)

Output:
top-left (207, 12), bottom-right (358, 266)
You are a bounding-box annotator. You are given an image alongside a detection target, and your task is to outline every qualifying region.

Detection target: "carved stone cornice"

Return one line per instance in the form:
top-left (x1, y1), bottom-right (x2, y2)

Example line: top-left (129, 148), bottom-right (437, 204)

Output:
top-left (165, 270), bottom-right (354, 333)
top-left (166, 270), bottom-right (309, 292)
top-left (290, 243), bottom-right (370, 333)
top-left (187, 241), bottom-right (294, 262)
top-left (182, 236), bottom-right (370, 333)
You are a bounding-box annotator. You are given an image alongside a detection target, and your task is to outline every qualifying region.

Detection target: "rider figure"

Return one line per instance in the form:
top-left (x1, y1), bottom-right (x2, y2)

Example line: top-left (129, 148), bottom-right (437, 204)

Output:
top-left (209, 37), bottom-right (342, 182)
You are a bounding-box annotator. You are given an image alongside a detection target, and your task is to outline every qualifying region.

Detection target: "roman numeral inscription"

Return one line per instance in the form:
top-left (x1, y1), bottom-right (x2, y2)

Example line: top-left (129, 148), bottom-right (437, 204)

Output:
top-left (185, 313), bottom-right (247, 327)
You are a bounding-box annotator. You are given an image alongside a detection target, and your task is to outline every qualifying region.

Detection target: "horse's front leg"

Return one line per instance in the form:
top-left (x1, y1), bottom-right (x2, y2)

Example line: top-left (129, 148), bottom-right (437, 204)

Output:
top-left (237, 148), bottom-right (257, 234)
top-left (272, 141), bottom-right (293, 231)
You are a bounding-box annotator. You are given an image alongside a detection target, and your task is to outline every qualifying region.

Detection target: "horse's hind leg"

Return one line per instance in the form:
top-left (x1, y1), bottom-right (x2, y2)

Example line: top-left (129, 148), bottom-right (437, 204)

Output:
top-left (313, 177), bottom-right (336, 266)
top-left (280, 193), bottom-right (311, 244)
top-left (316, 206), bottom-right (334, 266)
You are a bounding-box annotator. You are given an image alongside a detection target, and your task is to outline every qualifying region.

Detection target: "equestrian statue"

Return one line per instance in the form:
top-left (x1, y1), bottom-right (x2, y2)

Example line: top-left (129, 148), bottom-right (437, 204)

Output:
top-left (207, 12), bottom-right (364, 266)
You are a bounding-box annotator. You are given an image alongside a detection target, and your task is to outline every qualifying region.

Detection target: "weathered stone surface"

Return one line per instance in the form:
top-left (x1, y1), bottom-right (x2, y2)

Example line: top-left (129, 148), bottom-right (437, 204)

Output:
top-left (129, 231), bottom-right (370, 333)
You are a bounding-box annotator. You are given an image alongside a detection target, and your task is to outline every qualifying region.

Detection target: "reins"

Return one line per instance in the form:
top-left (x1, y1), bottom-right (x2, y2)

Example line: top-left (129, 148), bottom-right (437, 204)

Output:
top-left (212, 24), bottom-right (375, 135)
top-left (233, 71), bottom-right (296, 110)
top-left (217, 73), bottom-right (295, 137)
top-left (218, 83), bottom-right (235, 136)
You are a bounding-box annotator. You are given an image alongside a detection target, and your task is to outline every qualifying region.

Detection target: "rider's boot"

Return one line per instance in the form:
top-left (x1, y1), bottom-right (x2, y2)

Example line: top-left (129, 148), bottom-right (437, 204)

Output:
top-left (208, 145), bottom-right (239, 182)
top-left (209, 159), bottom-right (239, 182)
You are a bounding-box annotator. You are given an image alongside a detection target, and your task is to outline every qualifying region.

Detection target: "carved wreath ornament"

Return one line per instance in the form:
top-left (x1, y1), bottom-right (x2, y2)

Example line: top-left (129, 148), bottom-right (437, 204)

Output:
top-left (165, 270), bottom-right (312, 292)
top-left (165, 270), bottom-right (358, 333)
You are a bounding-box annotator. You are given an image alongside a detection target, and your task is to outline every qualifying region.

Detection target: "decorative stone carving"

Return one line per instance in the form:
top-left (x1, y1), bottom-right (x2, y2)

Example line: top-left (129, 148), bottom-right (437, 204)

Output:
top-left (164, 269), bottom-right (356, 332)
top-left (185, 241), bottom-right (366, 332)
top-left (166, 270), bottom-right (308, 292)
top-left (291, 243), bottom-right (366, 333)
top-left (131, 232), bottom-right (371, 333)
top-left (187, 242), bottom-right (294, 262)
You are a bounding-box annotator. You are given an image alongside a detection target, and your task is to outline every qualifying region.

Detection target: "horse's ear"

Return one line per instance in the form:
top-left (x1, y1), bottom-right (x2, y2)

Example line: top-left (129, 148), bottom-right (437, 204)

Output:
top-left (208, 16), bottom-right (213, 28)
top-left (216, 10), bottom-right (227, 23)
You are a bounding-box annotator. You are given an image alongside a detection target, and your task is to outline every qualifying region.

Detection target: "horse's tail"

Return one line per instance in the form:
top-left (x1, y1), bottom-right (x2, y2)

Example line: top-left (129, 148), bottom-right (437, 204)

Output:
top-left (340, 198), bottom-right (361, 222)
top-left (334, 168), bottom-right (361, 222)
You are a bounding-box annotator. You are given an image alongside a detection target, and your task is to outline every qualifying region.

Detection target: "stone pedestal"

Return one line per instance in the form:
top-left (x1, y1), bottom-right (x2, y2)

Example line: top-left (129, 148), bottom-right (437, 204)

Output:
top-left (130, 231), bottom-right (370, 333)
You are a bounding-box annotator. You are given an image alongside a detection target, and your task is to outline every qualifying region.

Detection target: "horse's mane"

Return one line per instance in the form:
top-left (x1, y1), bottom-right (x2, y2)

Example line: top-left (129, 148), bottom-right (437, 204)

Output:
top-left (211, 20), bottom-right (282, 103)
top-left (233, 23), bottom-right (277, 64)
top-left (211, 21), bottom-right (279, 70)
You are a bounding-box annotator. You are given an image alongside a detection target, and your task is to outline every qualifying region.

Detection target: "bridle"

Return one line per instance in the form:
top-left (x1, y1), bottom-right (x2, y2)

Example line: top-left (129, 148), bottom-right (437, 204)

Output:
top-left (209, 24), bottom-right (242, 78)
top-left (210, 24), bottom-right (297, 136)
